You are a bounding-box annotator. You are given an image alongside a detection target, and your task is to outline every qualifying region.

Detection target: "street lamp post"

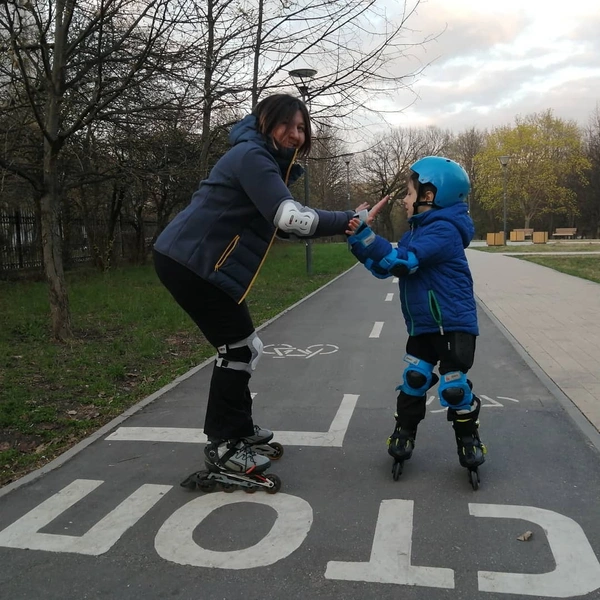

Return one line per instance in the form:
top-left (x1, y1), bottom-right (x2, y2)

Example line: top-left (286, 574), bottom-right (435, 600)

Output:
top-left (498, 155), bottom-right (510, 245)
top-left (289, 68), bottom-right (317, 275)
top-left (344, 156), bottom-right (351, 210)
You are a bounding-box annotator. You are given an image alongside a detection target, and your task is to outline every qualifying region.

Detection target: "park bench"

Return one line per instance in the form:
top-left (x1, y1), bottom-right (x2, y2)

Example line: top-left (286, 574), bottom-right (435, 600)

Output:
top-left (510, 228), bottom-right (533, 241)
top-left (552, 228), bottom-right (577, 239)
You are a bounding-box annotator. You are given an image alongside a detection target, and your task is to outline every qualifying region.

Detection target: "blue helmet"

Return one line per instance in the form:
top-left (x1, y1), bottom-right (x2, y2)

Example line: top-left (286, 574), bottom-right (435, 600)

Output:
top-left (410, 156), bottom-right (470, 208)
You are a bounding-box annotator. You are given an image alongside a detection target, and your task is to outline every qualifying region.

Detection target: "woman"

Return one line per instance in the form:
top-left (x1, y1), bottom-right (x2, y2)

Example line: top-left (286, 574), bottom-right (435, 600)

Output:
top-left (154, 93), bottom-right (367, 487)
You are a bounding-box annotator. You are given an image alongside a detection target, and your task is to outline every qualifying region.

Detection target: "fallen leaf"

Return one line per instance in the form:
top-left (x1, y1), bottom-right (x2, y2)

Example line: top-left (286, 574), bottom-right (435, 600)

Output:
top-left (517, 531), bottom-right (533, 541)
top-left (67, 410), bottom-right (77, 416)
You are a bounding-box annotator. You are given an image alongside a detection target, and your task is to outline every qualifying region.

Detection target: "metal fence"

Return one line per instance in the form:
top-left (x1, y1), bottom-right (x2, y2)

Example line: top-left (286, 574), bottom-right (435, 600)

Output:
top-left (0, 210), bottom-right (43, 271)
top-left (0, 209), bottom-right (157, 273)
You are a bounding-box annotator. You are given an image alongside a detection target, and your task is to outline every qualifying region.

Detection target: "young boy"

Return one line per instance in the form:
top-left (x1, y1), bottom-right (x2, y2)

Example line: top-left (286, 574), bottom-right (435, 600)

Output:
top-left (346, 156), bottom-right (486, 478)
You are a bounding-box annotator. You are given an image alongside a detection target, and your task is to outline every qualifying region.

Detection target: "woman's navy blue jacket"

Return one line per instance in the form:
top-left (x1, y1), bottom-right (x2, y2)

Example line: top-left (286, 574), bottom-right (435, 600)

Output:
top-left (154, 115), bottom-right (353, 303)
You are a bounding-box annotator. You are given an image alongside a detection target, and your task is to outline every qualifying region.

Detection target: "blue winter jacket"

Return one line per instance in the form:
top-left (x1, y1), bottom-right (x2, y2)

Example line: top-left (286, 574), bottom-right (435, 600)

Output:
top-left (154, 115), bottom-right (353, 303)
top-left (352, 203), bottom-right (478, 336)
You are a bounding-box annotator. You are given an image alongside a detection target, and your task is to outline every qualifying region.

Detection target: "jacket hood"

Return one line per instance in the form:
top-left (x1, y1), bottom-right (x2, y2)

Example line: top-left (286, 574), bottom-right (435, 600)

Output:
top-left (229, 114), bottom-right (263, 146)
top-left (410, 202), bottom-right (474, 248)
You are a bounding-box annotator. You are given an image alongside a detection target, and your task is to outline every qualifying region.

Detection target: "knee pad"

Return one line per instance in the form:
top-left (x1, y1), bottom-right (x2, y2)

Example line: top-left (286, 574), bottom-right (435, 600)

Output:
top-left (398, 355), bottom-right (435, 397)
top-left (216, 332), bottom-right (263, 373)
top-left (439, 371), bottom-right (473, 410)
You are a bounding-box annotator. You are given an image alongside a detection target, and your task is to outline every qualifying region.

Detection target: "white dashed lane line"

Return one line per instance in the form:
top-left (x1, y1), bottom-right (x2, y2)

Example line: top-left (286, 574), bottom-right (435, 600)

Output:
top-left (369, 322), bottom-right (384, 338)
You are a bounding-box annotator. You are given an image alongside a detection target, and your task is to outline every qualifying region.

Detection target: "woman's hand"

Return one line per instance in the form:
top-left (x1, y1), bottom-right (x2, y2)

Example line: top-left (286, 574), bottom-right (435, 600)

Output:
top-left (364, 195), bottom-right (390, 226)
top-left (353, 202), bottom-right (370, 213)
top-left (346, 195), bottom-right (390, 236)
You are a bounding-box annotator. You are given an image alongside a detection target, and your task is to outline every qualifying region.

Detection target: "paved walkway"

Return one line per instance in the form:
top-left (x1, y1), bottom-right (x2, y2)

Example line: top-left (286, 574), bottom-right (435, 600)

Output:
top-left (467, 249), bottom-right (600, 432)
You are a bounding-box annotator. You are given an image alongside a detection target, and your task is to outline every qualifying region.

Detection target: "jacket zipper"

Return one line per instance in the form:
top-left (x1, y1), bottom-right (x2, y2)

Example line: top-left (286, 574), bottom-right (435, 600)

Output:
top-left (237, 148), bottom-right (299, 304)
top-left (428, 290), bottom-right (444, 335)
top-left (214, 235), bottom-right (240, 271)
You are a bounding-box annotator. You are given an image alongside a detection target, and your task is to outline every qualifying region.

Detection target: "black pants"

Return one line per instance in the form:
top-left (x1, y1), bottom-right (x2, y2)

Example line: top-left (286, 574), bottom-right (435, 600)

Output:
top-left (153, 251), bottom-right (256, 440)
top-left (397, 332), bottom-right (477, 431)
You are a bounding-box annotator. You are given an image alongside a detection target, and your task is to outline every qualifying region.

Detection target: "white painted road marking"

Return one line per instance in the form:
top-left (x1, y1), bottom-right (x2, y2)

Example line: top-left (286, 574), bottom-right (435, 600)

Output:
top-left (430, 395), bottom-right (521, 413)
top-left (497, 396), bottom-right (520, 402)
top-left (385, 293), bottom-right (394, 302)
top-left (263, 344), bottom-right (339, 358)
top-left (155, 493), bottom-right (313, 569)
top-left (0, 479), bottom-right (171, 555)
top-left (1, 485), bottom-right (599, 598)
top-left (325, 499), bottom-right (454, 588)
top-left (105, 394), bottom-right (360, 447)
top-left (369, 322), bottom-right (384, 338)
top-left (470, 503), bottom-right (600, 597)
top-left (392, 277), bottom-right (399, 283)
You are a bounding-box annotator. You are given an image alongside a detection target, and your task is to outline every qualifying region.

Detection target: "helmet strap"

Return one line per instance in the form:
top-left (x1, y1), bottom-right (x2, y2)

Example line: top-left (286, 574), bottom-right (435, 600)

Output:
top-left (412, 200), bottom-right (434, 212)
top-left (412, 186), bottom-right (436, 213)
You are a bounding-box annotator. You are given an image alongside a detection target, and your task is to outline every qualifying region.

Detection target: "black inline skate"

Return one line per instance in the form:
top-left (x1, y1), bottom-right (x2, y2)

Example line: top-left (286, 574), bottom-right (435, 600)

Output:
top-left (243, 425), bottom-right (284, 461)
top-left (387, 426), bottom-right (416, 481)
top-left (455, 430), bottom-right (486, 490)
top-left (449, 396), bottom-right (486, 490)
top-left (180, 439), bottom-right (281, 494)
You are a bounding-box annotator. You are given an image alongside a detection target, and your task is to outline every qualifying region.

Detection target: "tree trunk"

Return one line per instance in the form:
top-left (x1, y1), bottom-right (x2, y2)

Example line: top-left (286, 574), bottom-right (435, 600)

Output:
top-left (251, 0), bottom-right (264, 107)
top-left (198, 0), bottom-right (215, 179)
top-left (40, 148), bottom-right (72, 340)
top-left (41, 0), bottom-right (72, 341)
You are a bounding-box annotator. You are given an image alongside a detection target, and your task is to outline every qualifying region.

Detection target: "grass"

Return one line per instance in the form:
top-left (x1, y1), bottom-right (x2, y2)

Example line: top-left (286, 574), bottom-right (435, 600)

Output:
top-left (519, 255), bottom-right (600, 284)
top-left (0, 241), bottom-right (356, 487)
top-left (472, 243), bottom-right (600, 253)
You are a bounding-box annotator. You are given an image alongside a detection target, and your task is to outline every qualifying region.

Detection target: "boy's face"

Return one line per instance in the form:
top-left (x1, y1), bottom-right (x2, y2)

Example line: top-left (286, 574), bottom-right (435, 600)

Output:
top-left (403, 178), bottom-right (434, 219)
top-left (403, 179), bottom-right (418, 219)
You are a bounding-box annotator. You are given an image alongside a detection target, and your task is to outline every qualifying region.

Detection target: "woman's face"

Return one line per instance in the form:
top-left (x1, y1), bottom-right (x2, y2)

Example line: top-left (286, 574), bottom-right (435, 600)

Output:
top-left (271, 110), bottom-right (306, 151)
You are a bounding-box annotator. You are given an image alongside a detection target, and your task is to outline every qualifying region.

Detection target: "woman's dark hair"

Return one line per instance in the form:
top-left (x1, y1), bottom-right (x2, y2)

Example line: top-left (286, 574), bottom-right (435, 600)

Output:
top-left (409, 171), bottom-right (437, 200)
top-left (253, 94), bottom-right (312, 156)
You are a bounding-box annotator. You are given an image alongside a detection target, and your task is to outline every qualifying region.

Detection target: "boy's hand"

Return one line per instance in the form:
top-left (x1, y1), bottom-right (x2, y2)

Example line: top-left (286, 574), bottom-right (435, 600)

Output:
top-left (345, 217), bottom-right (361, 236)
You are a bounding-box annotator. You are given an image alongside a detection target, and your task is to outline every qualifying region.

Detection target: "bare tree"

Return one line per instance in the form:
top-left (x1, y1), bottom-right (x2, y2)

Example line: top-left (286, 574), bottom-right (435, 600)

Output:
top-left (449, 127), bottom-right (487, 235)
top-left (249, 0), bottom-right (433, 126)
top-left (198, 0), bottom-right (435, 174)
top-left (361, 126), bottom-right (452, 239)
top-left (0, 0), bottom-right (206, 339)
top-left (578, 105), bottom-right (600, 238)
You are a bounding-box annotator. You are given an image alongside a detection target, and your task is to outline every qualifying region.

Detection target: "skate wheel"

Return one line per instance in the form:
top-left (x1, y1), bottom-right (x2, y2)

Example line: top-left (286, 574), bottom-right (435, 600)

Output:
top-left (269, 442), bottom-right (284, 460)
top-left (392, 461), bottom-right (403, 481)
top-left (469, 469), bottom-right (480, 491)
top-left (244, 486), bottom-right (257, 494)
top-left (199, 479), bottom-right (217, 493)
top-left (181, 470), bottom-right (210, 491)
top-left (221, 483), bottom-right (235, 493)
top-left (265, 474), bottom-right (282, 494)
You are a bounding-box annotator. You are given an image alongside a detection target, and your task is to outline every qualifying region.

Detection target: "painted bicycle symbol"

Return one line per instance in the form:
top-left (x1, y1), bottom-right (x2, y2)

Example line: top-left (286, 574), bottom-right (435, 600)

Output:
top-left (263, 344), bottom-right (339, 359)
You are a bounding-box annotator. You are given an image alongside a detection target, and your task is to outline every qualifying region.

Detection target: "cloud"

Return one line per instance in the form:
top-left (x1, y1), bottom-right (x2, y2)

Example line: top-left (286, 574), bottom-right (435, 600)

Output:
top-left (365, 0), bottom-right (600, 134)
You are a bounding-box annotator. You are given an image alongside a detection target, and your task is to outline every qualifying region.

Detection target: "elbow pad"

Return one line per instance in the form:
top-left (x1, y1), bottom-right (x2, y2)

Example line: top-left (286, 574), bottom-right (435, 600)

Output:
top-left (274, 200), bottom-right (319, 236)
top-left (366, 249), bottom-right (419, 277)
top-left (388, 251), bottom-right (419, 276)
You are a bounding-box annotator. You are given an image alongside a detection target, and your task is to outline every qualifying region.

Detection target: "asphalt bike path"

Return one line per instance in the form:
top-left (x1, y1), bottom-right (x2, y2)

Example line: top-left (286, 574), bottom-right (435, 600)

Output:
top-left (1, 265), bottom-right (600, 599)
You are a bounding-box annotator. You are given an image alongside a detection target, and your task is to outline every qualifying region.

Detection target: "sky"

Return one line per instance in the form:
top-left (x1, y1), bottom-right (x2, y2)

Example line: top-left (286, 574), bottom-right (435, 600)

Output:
top-left (370, 0), bottom-right (600, 133)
